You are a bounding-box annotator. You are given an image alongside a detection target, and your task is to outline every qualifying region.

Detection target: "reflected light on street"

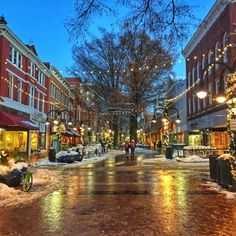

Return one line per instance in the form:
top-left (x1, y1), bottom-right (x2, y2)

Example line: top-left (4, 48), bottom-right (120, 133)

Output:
top-left (41, 190), bottom-right (64, 231)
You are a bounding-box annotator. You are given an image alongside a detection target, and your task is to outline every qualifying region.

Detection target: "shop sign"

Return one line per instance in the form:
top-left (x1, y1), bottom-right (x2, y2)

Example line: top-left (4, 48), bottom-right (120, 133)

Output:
top-left (230, 119), bottom-right (236, 131)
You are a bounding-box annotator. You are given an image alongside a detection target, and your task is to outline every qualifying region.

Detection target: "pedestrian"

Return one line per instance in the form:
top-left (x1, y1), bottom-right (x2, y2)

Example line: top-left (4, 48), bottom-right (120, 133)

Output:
top-left (130, 140), bottom-right (136, 159)
top-left (124, 141), bottom-right (130, 158)
top-left (157, 140), bottom-right (162, 154)
top-left (100, 139), bottom-right (106, 154)
top-left (153, 140), bottom-right (156, 149)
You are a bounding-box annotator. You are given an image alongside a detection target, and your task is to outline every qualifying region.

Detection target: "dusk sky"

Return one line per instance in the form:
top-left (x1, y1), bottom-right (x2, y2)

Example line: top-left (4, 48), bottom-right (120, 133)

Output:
top-left (0, 0), bottom-right (216, 78)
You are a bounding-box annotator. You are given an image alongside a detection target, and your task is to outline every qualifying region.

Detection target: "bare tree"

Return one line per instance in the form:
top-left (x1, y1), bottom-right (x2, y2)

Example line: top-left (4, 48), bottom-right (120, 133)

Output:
top-left (65, 0), bottom-right (199, 43)
top-left (71, 30), bottom-right (126, 146)
top-left (119, 30), bottom-right (173, 141)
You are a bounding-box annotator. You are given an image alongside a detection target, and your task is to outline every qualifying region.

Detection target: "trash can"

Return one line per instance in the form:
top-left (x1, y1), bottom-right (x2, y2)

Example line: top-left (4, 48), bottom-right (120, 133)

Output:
top-left (209, 155), bottom-right (219, 181)
top-left (217, 158), bottom-right (232, 187)
top-left (166, 146), bottom-right (173, 159)
top-left (48, 147), bottom-right (56, 162)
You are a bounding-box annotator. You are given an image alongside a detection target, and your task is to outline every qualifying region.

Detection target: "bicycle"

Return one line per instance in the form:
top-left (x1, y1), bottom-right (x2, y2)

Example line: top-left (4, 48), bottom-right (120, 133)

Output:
top-left (20, 167), bottom-right (33, 192)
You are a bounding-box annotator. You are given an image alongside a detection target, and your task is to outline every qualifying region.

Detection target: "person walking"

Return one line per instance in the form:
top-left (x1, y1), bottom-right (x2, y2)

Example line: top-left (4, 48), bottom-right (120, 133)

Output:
top-left (124, 141), bottom-right (130, 158)
top-left (130, 140), bottom-right (136, 159)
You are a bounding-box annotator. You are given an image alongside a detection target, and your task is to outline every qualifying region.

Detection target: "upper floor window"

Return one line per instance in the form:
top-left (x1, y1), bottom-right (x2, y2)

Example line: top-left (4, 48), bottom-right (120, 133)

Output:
top-left (9, 46), bottom-right (22, 69)
top-left (208, 50), bottom-right (212, 75)
top-left (8, 74), bottom-right (14, 99)
top-left (208, 82), bottom-right (212, 105)
top-left (38, 71), bottom-right (45, 86)
top-left (50, 83), bottom-right (56, 98)
top-left (29, 86), bottom-right (35, 107)
top-left (29, 61), bottom-right (36, 78)
top-left (17, 80), bottom-right (22, 103)
top-left (197, 62), bottom-right (200, 80)
top-left (215, 42), bottom-right (220, 69)
top-left (223, 33), bottom-right (228, 63)
top-left (215, 77), bottom-right (220, 95)
top-left (188, 72), bottom-right (191, 88)
top-left (192, 67), bottom-right (195, 84)
top-left (202, 55), bottom-right (205, 70)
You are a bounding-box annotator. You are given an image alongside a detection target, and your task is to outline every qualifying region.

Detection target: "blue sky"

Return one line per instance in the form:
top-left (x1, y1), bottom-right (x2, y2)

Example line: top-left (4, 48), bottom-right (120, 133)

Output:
top-left (0, 0), bottom-right (216, 77)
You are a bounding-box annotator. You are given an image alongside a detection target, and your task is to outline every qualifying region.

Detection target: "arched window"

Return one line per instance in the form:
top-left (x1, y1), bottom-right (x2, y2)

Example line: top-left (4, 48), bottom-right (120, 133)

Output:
top-left (208, 50), bottom-right (212, 75)
top-left (188, 71), bottom-right (191, 88)
top-left (202, 55), bottom-right (205, 70)
top-left (215, 42), bottom-right (219, 69)
top-left (192, 67), bottom-right (195, 84)
top-left (197, 62), bottom-right (200, 79)
top-left (223, 32), bottom-right (228, 63)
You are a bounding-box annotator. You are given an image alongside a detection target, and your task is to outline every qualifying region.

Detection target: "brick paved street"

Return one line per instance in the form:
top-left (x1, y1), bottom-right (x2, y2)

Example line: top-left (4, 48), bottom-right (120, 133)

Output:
top-left (0, 153), bottom-right (236, 236)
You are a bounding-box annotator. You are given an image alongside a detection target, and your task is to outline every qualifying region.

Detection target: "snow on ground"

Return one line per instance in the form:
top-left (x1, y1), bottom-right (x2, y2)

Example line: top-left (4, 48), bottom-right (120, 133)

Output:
top-left (0, 168), bottom-right (61, 208)
top-left (0, 148), bottom-right (234, 207)
top-left (175, 155), bottom-right (209, 163)
top-left (202, 181), bottom-right (236, 200)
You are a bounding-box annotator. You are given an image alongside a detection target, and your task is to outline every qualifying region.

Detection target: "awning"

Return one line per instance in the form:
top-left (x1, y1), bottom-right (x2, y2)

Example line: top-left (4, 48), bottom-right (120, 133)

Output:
top-left (0, 111), bottom-right (38, 130)
top-left (62, 130), bottom-right (74, 136)
top-left (68, 129), bottom-right (81, 137)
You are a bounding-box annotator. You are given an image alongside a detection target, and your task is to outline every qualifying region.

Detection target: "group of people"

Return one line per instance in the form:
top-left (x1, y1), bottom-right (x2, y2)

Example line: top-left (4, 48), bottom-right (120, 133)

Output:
top-left (124, 140), bottom-right (136, 158)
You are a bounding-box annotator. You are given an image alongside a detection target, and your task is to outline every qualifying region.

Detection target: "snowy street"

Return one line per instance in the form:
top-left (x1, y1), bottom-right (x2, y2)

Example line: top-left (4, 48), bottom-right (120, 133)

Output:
top-left (0, 149), bottom-right (236, 235)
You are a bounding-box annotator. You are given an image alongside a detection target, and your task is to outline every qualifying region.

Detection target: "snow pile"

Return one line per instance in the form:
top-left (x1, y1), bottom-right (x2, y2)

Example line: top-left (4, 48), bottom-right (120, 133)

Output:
top-left (0, 168), bottom-right (61, 208)
top-left (175, 155), bottom-right (209, 163)
top-left (155, 156), bottom-right (177, 162)
top-left (203, 181), bottom-right (236, 200)
top-left (135, 148), bottom-right (158, 154)
top-left (218, 153), bottom-right (234, 160)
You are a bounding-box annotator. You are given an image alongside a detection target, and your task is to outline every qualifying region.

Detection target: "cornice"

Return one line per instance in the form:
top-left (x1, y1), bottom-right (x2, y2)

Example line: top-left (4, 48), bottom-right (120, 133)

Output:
top-left (0, 24), bottom-right (52, 77)
top-left (182, 0), bottom-right (232, 58)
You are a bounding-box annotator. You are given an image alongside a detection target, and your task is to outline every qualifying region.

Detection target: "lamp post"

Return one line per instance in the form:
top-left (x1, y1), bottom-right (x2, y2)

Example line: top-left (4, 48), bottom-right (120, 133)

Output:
top-left (152, 105), bottom-right (181, 158)
top-left (44, 109), bottom-right (73, 152)
top-left (196, 60), bottom-right (236, 182)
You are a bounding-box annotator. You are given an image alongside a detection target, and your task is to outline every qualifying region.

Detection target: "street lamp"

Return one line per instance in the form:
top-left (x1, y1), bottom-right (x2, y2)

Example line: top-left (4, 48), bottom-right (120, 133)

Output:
top-left (196, 60), bottom-right (236, 160)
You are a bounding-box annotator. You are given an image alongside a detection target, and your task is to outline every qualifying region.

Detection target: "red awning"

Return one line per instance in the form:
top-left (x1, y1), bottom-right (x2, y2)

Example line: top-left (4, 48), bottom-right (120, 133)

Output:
top-left (0, 111), bottom-right (38, 130)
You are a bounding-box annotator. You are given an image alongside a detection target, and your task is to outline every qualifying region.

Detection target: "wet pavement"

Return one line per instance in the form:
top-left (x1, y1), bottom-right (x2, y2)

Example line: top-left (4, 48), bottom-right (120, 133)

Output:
top-left (0, 153), bottom-right (236, 236)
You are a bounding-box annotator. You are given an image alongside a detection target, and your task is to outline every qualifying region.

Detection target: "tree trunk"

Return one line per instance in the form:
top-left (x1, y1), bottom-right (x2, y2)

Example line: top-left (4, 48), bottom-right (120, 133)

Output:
top-left (129, 114), bottom-right (137, 142)
top-left (112, 115), bottom-right (119, 148)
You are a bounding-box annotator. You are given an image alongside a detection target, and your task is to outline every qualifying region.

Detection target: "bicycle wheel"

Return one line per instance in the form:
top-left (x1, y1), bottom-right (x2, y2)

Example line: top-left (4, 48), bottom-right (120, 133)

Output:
top-left (22, 172), bottom-right (33, 192)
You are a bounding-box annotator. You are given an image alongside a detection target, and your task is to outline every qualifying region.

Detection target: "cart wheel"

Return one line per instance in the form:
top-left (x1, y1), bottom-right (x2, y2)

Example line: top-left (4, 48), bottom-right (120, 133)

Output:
top-left (22, 172), bottom-right (33, 192)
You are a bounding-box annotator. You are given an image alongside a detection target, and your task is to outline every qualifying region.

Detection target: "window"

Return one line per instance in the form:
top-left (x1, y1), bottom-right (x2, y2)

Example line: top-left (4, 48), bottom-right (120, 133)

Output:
top-left (17, 80), bottom-right (22, 103)
top-left (192, 67), bottom-right (195, 84)
top-left (223, 33), bottom-right (228, 63)
top-left (29, 86), bottom-right (35, 107)
top-left (215, 78), bottom-right (220, 95)
top-left (29, 62), bottom-right (36, 77)
top-left (38, 71), bottom-right (45, 86)
top-left (208, 82), bottom-right (212, 105)
top-left (203, 97), bottom-right (206, 109)
top-left (197, 62), bottom-right (200, 79)
top-left (215, 42), bottom-right (219, 69)
top-left (208, 50), bottom-right (212, 75)
top-left (8, 74), bottom-right (14, 99)
top-left (224, 74), bottom-right (228, 93)
top-left (188, 97), bottom-right (191, 115)
top-left (188, 72), bottom-right (191, 88)
top-left (192, 97), bottom-right (195, 113)
top-left (9, 46), bottom-right (22, 69)
top-left (197, 98), bottom-right (201, 112)
top-left (202, 55), bottom-right (205, 70)
top-left (36, 92), bottom-right (40, 110)
top-left (42, 95), bottom-right (45, 113)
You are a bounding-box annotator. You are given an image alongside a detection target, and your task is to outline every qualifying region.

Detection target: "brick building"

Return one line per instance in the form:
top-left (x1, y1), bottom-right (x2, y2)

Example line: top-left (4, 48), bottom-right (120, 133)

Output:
top-left (0, 16), bottom-right (51, 157)
top-left (182, 0), bottom-right (236, 148)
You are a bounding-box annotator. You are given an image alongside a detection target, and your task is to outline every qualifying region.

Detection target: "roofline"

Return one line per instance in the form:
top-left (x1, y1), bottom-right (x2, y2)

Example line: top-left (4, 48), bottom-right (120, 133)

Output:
top-left (182, 0), bottom-right (232, 58)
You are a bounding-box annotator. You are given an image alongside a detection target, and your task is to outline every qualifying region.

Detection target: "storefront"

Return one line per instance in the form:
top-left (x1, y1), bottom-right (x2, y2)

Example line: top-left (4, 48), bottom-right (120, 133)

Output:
top-left (0, 111), bottom-right (39, 160)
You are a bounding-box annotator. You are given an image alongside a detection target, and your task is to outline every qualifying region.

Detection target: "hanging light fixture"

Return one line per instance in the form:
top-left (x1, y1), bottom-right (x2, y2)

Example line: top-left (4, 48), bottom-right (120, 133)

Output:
top-left (196, 79), bottom-right (207, 99)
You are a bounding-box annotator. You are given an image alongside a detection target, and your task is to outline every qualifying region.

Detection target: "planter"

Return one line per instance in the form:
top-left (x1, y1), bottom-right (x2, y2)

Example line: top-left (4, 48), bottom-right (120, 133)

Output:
top-left (209, 155), bottom-right (219, 181)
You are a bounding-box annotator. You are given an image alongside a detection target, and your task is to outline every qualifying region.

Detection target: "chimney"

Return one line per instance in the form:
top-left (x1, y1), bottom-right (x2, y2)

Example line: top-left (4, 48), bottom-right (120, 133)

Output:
top-left (0, 15), bottom-right (7, 25)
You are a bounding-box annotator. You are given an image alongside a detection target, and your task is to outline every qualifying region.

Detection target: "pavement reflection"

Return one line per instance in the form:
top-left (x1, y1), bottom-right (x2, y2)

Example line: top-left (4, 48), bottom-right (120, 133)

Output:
top-left (0, 153), bottom-right (236, 236)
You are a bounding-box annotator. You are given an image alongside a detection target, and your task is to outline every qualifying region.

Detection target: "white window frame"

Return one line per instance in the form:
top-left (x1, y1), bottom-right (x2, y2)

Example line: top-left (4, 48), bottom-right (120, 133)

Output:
top-left (29, 86), bottom-right (35, 107)
top-left (17, 80), bottom-right (22, 103)
top-left (223, 33), bottom-right (228, 63)
top-left (8, 74), bottom-right (14, 99)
